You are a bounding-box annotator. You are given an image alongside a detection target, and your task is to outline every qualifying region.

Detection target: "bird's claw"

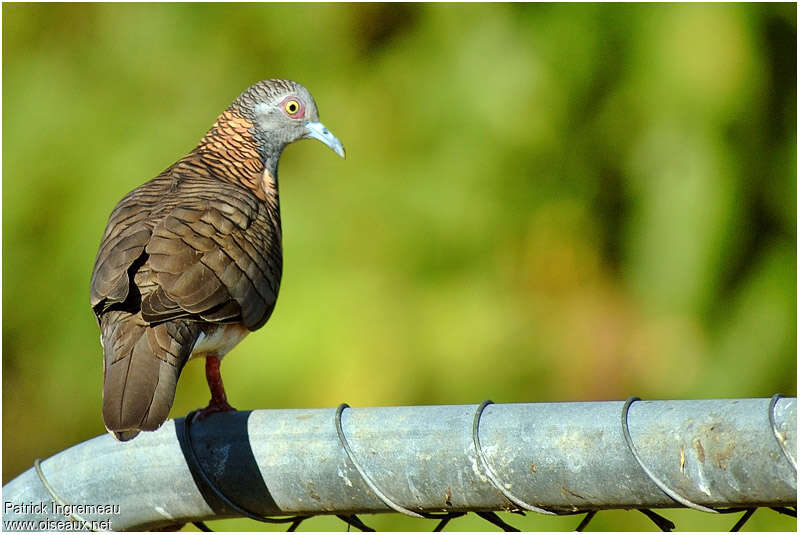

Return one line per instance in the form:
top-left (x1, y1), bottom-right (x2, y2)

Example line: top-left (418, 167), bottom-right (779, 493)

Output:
top-left (193, 399), bottom-right (237, 422)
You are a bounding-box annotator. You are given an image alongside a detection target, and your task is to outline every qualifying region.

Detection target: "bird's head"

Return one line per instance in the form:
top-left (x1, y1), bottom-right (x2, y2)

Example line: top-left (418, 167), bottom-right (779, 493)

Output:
top-left (229, 79), bottom-right (345, 162)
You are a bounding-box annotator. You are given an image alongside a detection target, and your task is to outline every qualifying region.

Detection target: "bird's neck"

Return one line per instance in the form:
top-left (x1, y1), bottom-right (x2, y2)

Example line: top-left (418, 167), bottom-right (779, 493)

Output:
top-left (192, 111), bottom-right (281, 211)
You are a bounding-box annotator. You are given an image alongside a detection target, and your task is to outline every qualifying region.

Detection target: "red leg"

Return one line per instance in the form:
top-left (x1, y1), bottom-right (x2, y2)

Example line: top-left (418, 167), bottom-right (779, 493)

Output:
top-left (194, 354), bottom-right (236, 420)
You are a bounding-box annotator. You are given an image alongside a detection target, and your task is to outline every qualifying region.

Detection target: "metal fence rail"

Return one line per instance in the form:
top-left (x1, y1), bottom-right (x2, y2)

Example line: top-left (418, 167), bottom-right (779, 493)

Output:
top-left (2, 398), bottom-right (796, 531)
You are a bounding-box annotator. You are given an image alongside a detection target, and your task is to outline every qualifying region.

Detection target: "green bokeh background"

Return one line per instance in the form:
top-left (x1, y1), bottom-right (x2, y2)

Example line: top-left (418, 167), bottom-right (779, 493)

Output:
top-left (3, 3), bottom-right (796, 531)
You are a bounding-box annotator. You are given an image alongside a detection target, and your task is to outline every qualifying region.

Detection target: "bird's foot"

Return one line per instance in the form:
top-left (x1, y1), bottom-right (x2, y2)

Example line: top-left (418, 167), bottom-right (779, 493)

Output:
top-left (193, 397), bottom-right (237, 421)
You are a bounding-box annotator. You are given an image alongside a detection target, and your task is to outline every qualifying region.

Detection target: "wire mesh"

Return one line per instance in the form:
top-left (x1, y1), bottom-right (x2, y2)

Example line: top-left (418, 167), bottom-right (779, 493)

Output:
top-left (186, 506), bottom-right (795, 532)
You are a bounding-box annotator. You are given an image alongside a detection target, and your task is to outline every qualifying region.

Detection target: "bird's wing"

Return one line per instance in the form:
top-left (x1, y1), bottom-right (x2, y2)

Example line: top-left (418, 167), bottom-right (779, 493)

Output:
top-left (142, 178), bottom-right (282, 330)
top-left (91, 175), bottom-right (282, 331)
top-left (90, 176), bottom-right (171, 312)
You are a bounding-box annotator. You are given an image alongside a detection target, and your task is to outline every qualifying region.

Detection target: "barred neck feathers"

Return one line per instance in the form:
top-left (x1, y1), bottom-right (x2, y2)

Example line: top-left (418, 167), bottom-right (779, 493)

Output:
top-left (180, 110), bottom-right (280, 212)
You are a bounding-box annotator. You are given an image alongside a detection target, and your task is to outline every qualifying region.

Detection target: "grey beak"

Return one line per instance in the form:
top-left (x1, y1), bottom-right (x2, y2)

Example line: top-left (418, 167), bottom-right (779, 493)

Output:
top-left (304, 121), bottom-right (345, 158)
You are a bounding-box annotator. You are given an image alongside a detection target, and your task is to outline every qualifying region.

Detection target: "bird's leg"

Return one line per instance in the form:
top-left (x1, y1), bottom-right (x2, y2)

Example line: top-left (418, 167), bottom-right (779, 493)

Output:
top-left (194, 354), bottom-right (236, 420)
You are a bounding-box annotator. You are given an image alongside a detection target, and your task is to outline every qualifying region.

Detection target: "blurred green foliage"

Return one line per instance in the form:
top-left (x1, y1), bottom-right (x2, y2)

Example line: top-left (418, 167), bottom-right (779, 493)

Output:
top-left (2, 3), bottom-right (796, 531)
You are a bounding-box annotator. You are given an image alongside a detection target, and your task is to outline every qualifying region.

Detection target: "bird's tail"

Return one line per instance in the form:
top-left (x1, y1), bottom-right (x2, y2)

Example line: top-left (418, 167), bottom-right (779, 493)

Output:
top-left (100, 311), bottom-right (195, 441)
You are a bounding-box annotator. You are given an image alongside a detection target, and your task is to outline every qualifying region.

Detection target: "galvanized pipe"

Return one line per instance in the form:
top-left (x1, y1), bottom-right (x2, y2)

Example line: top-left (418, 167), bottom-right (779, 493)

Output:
top-left (2, 398), bottom-right (796, 531)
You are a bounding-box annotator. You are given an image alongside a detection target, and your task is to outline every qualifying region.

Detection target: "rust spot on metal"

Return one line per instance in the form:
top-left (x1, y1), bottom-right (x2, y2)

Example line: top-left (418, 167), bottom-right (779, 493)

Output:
top-left (709, 426), bottom-right (734, 468)
top-left (693, 438), bottom-right (705, 463)
top-left (560, 486), bottom-right (585, 500)
top-left (303, 480), bottom-right (322, 501)
top-left (715, 446), bottom-right (734, 470)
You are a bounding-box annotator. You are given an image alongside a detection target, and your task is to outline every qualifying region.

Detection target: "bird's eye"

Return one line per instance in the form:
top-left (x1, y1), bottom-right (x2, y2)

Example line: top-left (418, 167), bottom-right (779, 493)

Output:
top-left (282, 97), bottom-right (304, 119)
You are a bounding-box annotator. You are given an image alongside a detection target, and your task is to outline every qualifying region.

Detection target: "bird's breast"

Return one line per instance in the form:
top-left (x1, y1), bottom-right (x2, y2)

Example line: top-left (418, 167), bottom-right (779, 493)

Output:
top-left (190, 323), bottom-right (250, 360)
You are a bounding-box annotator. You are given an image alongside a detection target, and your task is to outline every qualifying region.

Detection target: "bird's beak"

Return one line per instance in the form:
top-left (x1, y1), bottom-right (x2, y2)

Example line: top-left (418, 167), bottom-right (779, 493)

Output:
top-left (304, 121), bottom-right (345, 158)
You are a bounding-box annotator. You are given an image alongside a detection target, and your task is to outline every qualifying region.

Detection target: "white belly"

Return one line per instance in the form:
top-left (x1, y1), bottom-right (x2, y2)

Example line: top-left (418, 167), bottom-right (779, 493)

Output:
top-left (190, 324), bottom-right (250, 360)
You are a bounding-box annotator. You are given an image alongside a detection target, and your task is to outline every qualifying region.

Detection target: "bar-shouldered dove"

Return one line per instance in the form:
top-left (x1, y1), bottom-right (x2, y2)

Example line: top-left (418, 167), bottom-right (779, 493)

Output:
top-left (90, 79), bottom-right (344, 441)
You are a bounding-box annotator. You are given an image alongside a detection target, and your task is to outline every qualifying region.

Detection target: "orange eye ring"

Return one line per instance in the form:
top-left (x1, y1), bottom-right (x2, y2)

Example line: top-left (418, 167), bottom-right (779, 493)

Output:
top-left (282, 97), bottom-right (304, 119)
